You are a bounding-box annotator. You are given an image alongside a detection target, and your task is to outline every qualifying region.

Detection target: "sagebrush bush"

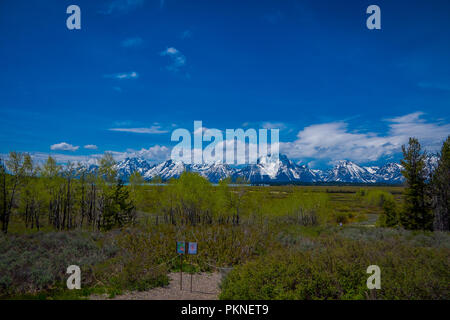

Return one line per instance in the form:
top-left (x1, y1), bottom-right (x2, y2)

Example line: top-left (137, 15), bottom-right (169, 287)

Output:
top-left (0, 231), bottom-right (117, 296)
top-left (220, 236), bottom-right (450, 300)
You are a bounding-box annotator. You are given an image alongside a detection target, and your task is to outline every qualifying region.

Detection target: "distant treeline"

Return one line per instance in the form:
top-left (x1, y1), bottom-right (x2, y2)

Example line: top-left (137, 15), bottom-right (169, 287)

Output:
top-left (0, 136), bottom-right (449, 233)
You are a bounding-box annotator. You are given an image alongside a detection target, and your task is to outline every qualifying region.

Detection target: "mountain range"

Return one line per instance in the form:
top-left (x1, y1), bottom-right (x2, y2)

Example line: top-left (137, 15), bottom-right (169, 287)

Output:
top-left (89, 154), bottom-right (439, 184)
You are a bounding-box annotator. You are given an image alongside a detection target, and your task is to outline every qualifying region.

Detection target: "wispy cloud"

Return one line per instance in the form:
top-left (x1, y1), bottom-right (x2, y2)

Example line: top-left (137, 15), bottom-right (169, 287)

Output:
top-left (121, 36), bottom-right (143, 48)
top-left (117, 145), bottom-right (171, 162)
top-left (109, 125), bottom-right (168, 134)
top-left (261, 122), bottom-right (286, 130)
top-left (84, 144), bottom-right (98, 150)
top-left (160, 47), bottom-right (186, 73)
top-left (281, 112), bottom-right (450, 163)
top-left (4, 145), bottom-right (171, 166)
top-left (50, 142), bottom-right (79, 152)
top-left (104, 71), bottom-right (139, 80)
top-left (100, 0), bottom-right (144, 15)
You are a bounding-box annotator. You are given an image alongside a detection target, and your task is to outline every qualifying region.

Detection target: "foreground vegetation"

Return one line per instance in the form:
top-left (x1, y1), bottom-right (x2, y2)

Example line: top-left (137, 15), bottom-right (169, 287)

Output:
top-left (1, 222), bottom-right (448, 299)
top-left (0, 136), bottom-right (448, 299)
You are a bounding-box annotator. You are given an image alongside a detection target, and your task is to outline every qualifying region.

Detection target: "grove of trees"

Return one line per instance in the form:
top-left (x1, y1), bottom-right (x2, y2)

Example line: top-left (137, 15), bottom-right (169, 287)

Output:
top-left (0, 153), bottom-right (135, 234)
top-left (382, 136), bottom-right (450, 231)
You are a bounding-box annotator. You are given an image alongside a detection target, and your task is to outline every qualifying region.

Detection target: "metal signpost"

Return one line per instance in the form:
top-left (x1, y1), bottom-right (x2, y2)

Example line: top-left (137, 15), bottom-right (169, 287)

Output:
top-left (187, 242), bottom-right (197, 292)
top-left (177, 241), bottom-right (197, 291)
top-left (176, 241), bottom-right (186, 290)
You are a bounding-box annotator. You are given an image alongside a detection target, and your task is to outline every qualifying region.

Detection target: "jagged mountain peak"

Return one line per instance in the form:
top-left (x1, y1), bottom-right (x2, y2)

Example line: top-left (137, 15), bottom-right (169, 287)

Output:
top-left (71, 154), bottom-right (442, 184)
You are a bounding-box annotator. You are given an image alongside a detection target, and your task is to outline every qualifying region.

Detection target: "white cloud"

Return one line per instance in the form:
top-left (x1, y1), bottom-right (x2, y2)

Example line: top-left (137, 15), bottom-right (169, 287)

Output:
top-left (281, 112), bottom-right (450, 163)
top-left (109, 126), bottom-right (168, 134)
top-left (84, 144), bottom-right (98, 150)
top-left (261, 122), bottom-right (286, 130)
top-left (102, 145), bottom-right (171, 163)
top-left (121, 37), bottom-right (143, 48)
top-left (160, 47), bottom-right (186, 72)
top-left (104, 71), bottom-right (139, 80)
top-left (100, 0), bottom-right (144, 15)
top-left (7, 145), bottom-right (171, 166)
top-left (50, 142), bottom-right (79, 152)
top-left (131, 145), bottom-right (171, 162)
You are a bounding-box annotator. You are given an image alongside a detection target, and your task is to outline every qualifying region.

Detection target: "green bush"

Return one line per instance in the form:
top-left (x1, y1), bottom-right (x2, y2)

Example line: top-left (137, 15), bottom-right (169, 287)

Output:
top-left (220, 236), bottom-right (450, 300)
top-left (0, 231), bottom-right (117, 297)
top-left (357, 189), bottom-right (395, 207)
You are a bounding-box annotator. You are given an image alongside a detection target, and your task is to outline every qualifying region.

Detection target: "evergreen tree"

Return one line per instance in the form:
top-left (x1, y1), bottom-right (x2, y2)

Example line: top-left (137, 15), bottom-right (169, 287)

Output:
top-left (382, 197), bottom-right (399, 227)
top-left (101, 179), bottom-right (135, 230)
top-left (400, 138), bottom-right (433, 230)
top-left (431, 136), bottom-right (450, 231)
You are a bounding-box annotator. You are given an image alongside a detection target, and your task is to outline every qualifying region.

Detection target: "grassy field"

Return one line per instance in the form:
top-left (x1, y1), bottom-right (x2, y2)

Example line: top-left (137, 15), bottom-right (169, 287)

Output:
top-left (1, 184), bottom-right (449, 300)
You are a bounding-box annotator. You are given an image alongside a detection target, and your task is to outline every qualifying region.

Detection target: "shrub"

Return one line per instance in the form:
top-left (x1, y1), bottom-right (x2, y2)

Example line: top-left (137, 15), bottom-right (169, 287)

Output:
top-left (0, 231), bottom-right (117, 297)
top-left (220, 236), bottom-right (450, 300)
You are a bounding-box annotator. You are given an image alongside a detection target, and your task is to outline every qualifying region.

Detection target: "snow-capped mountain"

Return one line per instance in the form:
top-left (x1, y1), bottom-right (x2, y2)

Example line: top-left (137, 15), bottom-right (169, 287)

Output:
top-left (189, 162), bottom-right (237, 183)
top-left (70, 154), bottom-right (445, 184)
top-left (324, 160), bottom-right (377, 183)
top-left (234, 154), bottom-right (318, 183)
top-left (143, 159), bottom-right (186, 181)
top-left (115, 157), bottom-right (153, 179)
top-left (424, 155), bottom-right (439, 177)
top-left (374, 162), bottom-right (403, 183)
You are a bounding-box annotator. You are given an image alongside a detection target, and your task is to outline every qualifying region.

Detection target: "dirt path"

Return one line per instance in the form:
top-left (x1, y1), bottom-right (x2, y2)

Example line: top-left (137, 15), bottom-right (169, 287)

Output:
top-left (90, 272), bottom-right (221, 300)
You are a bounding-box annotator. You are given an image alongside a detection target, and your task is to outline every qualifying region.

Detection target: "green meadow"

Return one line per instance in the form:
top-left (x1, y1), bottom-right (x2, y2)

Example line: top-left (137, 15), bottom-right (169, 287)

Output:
top-left (1, 178), bottom-right (448, 300)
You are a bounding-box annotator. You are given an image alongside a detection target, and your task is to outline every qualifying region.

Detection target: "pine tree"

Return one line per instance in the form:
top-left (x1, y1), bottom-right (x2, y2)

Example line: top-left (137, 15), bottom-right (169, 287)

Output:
top-left (431, 136), bottom-right (450, 231)
top-left (400, 138), bottom-right (433, 230)
top-left (383, 197), bottom-right (399, 227)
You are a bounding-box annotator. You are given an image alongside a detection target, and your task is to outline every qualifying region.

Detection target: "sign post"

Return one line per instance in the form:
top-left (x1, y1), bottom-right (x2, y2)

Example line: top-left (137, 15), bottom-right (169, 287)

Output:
top-left (177, 241), bottom-right (197, 291)
top-left (180, 254), bottom-right (183, 290)
top-left (176, 241), bottom-right (186, 290)
top-left (187, 242), bottom-right (197, 293)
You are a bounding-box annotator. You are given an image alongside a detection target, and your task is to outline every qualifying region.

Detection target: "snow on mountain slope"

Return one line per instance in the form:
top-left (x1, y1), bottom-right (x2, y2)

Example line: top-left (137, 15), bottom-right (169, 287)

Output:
top-left (70, 154), bottom-right (443, 184)
top-left (189, 162), bottom-right (237, 183)
top-left (325, 160), bottom-right (376, 183)
top-left (235, 154), bottom-right (318, 183)
top-left (115, 157), bottom-right (153, 179)
top-left (143, 159), bottom-right (186, 180)
top-left (374, 163), bottom-right (404, 183)
top-left (364, 166), bottom-right (380, 175)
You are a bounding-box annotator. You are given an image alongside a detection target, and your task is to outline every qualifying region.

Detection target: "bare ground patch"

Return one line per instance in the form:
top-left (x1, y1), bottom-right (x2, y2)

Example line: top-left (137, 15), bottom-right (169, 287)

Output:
top-left (90, 272), bottom-right (221, 300)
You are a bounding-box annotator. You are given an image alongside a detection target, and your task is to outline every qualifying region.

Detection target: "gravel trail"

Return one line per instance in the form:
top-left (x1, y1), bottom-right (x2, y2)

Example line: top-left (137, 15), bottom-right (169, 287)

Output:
top-left (90, 272), bottom-right (221, 300)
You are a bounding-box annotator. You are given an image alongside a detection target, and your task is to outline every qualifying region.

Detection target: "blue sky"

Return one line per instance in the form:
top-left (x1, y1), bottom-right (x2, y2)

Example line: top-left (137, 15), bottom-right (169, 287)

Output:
top-left (0, 0), bottom-right (449, 168)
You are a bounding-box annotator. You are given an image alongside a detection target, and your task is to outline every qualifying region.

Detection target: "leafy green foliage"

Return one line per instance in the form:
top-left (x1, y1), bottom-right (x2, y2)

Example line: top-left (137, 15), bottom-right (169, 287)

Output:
top-left (220, 236), bottom-right (450, 300)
